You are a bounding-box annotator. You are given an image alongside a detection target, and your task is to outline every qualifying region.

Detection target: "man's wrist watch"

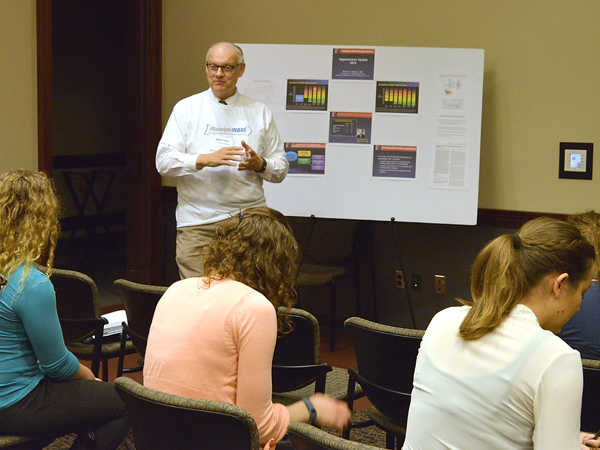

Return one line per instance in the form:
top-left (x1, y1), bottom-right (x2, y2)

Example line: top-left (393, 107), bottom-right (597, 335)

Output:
top-left (256, 157), bottom-right (267, 173)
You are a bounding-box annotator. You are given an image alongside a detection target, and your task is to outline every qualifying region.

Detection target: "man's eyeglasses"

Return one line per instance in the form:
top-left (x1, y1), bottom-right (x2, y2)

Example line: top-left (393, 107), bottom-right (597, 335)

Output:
top-left (206, 62), bottom-right (241, 74)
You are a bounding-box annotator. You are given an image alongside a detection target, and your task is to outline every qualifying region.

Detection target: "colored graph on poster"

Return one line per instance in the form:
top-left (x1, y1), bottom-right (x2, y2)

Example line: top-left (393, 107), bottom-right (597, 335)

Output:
top-left (286, 80), bottom-right (328, 111)
top-left (376, 82), bottom-right (419, 114)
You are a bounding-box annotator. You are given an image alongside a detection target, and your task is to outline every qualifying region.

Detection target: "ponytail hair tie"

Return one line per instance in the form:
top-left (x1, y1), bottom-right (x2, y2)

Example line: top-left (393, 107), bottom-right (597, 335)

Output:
top-left (237, 207), bottom-right (244, 219)
top-left (513, 234), bottom-right (521, 250)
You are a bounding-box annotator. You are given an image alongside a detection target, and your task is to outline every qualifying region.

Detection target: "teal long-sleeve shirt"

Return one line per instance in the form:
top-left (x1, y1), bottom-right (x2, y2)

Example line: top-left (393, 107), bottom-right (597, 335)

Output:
top-left (0, 264), bottom-right (79, 410)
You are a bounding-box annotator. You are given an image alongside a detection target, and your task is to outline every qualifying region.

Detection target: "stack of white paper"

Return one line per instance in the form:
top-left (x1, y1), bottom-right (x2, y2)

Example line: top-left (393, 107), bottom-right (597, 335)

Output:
top-left (101, 309), bottom-right (127, 337)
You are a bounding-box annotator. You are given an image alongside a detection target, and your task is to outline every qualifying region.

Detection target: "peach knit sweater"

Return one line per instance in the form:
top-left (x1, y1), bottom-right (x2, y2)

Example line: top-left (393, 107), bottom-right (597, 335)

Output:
top-left (144, 277), bottom-right (289, 449)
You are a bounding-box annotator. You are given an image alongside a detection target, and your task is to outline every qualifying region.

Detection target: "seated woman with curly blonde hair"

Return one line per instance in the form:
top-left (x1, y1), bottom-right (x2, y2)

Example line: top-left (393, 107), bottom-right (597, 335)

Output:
top-left (0, 169), bottom-right (129, 450)
top-left (144, 207), bottom-right (351, 449)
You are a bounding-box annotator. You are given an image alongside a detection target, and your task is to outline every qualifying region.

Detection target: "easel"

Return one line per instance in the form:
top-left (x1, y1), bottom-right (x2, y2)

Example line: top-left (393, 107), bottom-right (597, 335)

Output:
top-left (296, 215), bottom-right (317, 279)
top-left (294, 215), bottom-right (369, 351)
top-left (390, 217), bottom-right (418, 329)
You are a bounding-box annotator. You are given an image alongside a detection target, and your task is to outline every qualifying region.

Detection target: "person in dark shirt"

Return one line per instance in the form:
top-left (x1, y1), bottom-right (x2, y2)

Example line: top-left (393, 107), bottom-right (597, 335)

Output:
top-left (559, 210), bottom-right (600, 359)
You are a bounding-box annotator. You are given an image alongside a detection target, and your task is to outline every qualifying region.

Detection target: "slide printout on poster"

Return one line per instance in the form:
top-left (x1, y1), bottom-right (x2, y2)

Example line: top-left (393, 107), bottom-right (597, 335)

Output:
top-left (286, 79), bottom-right (328, 112)
top-left (236, 44), bottom-right (484, 225)
top-left (376, 82), bottom-right (420, 114)
top-left (285, 143), bottom-right (327, 176)
top-left (373, 145), bottom-right (417, 179)
top-left (331, 48), bottom-right (375, 80)
top-left (329, 112), bottom-right (372, 145)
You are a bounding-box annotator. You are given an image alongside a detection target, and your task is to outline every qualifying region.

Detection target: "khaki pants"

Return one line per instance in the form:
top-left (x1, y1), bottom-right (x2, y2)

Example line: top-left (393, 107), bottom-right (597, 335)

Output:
top-left (175, 219), bottom-right (229, 279)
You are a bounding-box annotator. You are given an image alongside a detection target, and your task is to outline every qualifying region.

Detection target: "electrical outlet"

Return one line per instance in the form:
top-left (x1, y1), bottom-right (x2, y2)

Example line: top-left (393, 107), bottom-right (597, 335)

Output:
top-left (435, 275), bottom-right (446, 294)
top-left (395, 270), bottom-right (405, 289)
top-left (411, 273), bottom-right (422, 292)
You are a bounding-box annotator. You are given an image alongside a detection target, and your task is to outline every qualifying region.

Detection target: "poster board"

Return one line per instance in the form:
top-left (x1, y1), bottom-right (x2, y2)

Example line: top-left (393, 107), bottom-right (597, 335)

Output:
top-left (237, 44), bottom-right (484, 225)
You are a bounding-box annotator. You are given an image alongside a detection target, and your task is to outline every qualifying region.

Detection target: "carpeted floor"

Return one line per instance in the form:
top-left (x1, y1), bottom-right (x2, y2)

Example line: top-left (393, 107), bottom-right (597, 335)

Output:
top-left (41, 410), bottom-right (388, 449)
top-left (325, 410), bottom-right (388, 447)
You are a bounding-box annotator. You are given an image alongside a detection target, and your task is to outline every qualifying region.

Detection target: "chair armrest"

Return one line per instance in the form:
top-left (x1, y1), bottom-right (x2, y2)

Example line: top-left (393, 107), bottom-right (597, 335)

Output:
top-left (348, 368), bottom-right (411, 420)
top-left (59, 316), bottom-right (108, 343)
top-left (272, 363), bottom-right (332, 393)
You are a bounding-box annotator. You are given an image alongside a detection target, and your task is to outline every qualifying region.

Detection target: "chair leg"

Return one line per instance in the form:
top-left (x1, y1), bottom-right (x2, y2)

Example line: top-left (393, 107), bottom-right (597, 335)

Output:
top-left (354, 258), bottom-right (361, 317)
top-left (342, 379), bottom-right (355, 439)
top-left (329, 280), bottom-right (337, 352)
top-left (386, 431), bottom-right (395, 449)
top-left (370, 244), bottom-right (378, 322)
top-left (396, 434), bottom-right (405, 449)
top-left (117, 332), bottom-right (127, 378)
top-left (101, 359), bottom-right (109, 381)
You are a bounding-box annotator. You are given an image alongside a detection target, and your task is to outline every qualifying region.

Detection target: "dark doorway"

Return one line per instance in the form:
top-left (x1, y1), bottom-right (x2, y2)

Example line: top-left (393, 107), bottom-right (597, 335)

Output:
top-left (37, 0), bottom-right (163, 297)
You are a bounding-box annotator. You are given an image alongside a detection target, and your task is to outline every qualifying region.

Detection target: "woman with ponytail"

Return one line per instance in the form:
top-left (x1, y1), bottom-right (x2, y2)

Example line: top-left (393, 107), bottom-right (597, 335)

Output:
top-left (402, 217), bottom-right (599, 450)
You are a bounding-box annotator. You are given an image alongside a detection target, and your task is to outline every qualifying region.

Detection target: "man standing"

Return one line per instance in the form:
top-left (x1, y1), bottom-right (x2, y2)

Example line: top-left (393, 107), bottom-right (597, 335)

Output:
top-left (156, 42), bottom-right (288, 278)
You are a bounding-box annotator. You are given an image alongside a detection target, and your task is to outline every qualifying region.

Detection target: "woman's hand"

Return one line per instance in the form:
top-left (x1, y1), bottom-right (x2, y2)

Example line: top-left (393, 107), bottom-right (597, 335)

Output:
top-left (287, 393), bottom-right (352, 430)
top-left (310, 393), bottom-right (352, 430)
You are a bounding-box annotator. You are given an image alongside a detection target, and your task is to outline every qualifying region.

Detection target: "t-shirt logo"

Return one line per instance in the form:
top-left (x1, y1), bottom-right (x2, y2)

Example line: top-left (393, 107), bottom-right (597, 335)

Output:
top-left (204, 124), bottom-right (253, 136)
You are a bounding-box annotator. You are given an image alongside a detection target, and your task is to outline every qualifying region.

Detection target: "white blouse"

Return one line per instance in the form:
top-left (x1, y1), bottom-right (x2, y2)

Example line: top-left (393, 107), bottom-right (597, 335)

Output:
top-left (403, 304), bottom-right (583, 450)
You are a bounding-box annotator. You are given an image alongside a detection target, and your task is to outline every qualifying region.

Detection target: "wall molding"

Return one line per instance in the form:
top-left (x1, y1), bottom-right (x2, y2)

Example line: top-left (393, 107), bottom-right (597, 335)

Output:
top-left (477, 208), bottom-right (567, 229)
top-left (162, 186), bottom-right (566, 229)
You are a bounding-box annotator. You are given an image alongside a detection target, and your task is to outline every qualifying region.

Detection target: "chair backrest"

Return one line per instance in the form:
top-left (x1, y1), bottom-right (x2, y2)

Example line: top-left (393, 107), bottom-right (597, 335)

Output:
top-left (114, 377), bottom-right (260, 450)
top-left (287, 422), bottom-right (382, 450)
top-left (581, 359), bottom-right (600, 433)
top-left (344, 317), bottom-right (424, 394)
top-left (114, 279), bottom-right (167, 356)
top-left (289, 217), bottom-right (360, 265)
top-left (45, 267), bottom-right (103, 343)
top-left (272, 308), bottom-right (332, 393)
top-left (274, 307), bottom-right (321, 366)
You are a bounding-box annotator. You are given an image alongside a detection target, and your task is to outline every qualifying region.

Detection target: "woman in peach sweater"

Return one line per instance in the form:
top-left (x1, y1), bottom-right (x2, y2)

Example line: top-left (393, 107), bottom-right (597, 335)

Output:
top-left (144, 207), bottom-right (350, 449)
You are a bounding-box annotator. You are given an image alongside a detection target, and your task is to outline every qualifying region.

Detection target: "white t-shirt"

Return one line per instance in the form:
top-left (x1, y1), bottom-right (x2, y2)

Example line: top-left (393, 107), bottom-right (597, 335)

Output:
top-left (156, 88), bottom-right (288, 227)
top-left (403, 304), bottom-right (583, 450)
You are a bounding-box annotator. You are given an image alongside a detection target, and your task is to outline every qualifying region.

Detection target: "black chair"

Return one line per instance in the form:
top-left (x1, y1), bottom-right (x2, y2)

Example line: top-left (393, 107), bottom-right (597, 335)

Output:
top-left (581, 358), bottom-right (600, 433)
top-left (114, 376), bottom-right (260, 450)
top-left (343, 317), bottom-right (424, 449)
top-left (113, 279), bottom-right (168, 377)
top-left (291, 217), bottom-right (362, 352)
top-left (287, 422), bottom-right (382, 450)
top-left (272, 307), bottom-right (363, 406)
top-left (43, 267), bottom-right (136, 381)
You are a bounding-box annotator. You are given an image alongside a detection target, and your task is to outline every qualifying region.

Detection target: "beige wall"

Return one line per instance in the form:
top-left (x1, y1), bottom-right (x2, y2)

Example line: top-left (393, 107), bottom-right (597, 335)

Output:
top-left (163, 0), bottom-right (600, 214)
top-left (4, 2), bottom-right (598, 212)
top-left (0, 0), bottom-right (37, 173)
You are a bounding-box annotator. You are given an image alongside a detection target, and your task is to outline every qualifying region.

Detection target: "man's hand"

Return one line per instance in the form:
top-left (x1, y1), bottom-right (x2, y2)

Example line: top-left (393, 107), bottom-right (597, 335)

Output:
top-left (238, 140), bottom-right (263, 172)
top-left (196, 146), bottom-right (244, 170)
top-left (581, 432), bottom-right (600, 449)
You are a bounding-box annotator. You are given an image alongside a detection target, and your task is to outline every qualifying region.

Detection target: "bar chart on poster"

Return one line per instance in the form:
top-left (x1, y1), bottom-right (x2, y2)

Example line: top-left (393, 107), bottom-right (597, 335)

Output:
top-left (236, 44), bottom-right (484, 225)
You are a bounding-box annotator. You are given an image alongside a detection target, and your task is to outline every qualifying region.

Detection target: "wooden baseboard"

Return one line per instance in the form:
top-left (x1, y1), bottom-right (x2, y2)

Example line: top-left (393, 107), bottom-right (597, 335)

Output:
top-left (162, 185), bottom-right (565, 229)
top-left (477, 209), bottom-right (567, 229)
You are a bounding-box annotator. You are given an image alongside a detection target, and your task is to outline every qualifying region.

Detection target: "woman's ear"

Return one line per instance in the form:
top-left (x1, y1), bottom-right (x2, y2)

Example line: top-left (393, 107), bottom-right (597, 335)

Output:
top-left (552, 273), bottom-right (570, 298)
